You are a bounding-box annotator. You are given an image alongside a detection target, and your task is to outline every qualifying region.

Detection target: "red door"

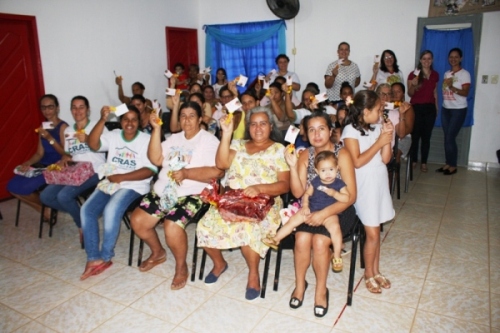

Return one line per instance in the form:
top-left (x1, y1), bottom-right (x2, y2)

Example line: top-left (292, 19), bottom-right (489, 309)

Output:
top-left (165, 27), bottom-right (199, 71)
top-left (0, 14), bottom-right (45, 199)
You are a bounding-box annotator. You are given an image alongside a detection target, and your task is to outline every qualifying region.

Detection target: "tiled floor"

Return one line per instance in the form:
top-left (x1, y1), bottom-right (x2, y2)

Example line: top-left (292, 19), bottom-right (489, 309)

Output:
top-left (0, 164), bottom-right (498, 333)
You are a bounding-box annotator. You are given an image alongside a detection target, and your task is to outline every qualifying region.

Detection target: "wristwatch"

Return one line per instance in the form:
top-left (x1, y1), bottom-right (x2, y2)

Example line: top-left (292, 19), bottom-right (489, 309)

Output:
top-left (49, 139), bottom-right (55, 145)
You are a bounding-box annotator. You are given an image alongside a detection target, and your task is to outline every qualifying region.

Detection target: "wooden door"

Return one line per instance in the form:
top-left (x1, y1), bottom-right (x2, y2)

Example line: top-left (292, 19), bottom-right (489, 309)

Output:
top-left (165, 27), bottom-right (199, 72)
top-left (0, 14), bottom-right (45, 199)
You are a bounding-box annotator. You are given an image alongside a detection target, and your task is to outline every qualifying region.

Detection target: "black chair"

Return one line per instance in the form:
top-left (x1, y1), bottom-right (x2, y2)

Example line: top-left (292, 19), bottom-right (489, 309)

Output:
top-left (38, 203), bottom-right (58, 238)
top-left (104, 121), bottom-right (122, 131)
top-left (122, 195), bottom-right (145, 266)
top-left (132, 202), bottom-right (211, 280)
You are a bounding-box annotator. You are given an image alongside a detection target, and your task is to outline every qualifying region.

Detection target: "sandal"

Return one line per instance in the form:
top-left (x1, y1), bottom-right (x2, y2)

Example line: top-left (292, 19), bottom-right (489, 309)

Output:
top-left (262, 235), bottom-right (279, 250)
top-left (171, 267), bottom-right (189, 290)
top-left (365, 276), bottom-right (382, 294)
top-left (331, 257), bottom-right (343, 273)
top-left (420, 164), bottom-right (428, 173)
top-left (374, 273), bottom-right (391, 289)
top-left (139, 255), bottom-right (166, 272)
top-left (80, 261), bottom-right (112, 280)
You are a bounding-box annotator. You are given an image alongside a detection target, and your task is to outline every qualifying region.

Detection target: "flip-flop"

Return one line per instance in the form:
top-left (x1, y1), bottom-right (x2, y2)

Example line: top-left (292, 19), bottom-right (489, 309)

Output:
top-left (139, 255), bottom-right (166, 272)
top-left (91, 261), bottom-right (113, 277)
top-left (80, 262), bottom-right (104, 281)
top-left (171, 270), bottom-right (189, 290)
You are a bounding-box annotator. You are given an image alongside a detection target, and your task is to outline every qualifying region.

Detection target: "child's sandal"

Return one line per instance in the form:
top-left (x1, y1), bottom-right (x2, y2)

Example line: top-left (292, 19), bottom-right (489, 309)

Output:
top-left (374, 273), bottom-right (391, 289)
top-left (365, 276), bottom-right (382, 294)
top-left (262, 236), bottom-right (279, 250)
top-left (331, 257), bottom-right (343, 273)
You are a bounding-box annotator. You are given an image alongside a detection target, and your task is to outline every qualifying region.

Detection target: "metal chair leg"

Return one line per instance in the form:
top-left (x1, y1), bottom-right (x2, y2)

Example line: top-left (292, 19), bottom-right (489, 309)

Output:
top-left (38, 204), bottom-right (45, 238)
top-left (129, 229), bottom-right (135, 266)
top-left (260, 249), bottom-right (272, 298)
top-left (15, 199), bottom-right (21, 226)
top-left (199, 250), bottom-right (207, 280)
top-left (137, 239), bottom-right (144, 267)
top-left (191, 234), bottom-right (198, 282)
top-left (347, 222), bottom-right (360, 306)
top-left (273, 246), bottom-right (283, 291)
top-left (405, 155), bottom-right (411, 193)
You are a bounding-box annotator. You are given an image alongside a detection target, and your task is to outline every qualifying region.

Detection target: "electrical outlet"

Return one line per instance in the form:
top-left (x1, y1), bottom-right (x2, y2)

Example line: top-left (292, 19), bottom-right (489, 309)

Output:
top-left (492, 75), bottom-right (499, 84)
top-left (292, 47), bottom-right (297, 55)
top-left (482, 75), bottom-right (488, 84)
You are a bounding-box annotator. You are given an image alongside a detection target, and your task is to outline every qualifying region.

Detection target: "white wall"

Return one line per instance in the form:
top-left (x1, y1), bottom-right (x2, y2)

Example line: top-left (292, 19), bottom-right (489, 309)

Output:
top-left (1, 0), bottom-right (199, 122)
top-left (198, 0), bottom-right (428, 95)
top-left (2, 0), bottom-right (498, 163)
top-left (469, 12), bottom-right (500, 165)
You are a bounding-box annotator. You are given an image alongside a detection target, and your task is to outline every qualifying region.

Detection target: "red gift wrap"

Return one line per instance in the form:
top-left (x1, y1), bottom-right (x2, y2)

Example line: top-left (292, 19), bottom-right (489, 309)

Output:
top-left (200, 179), bottom-right (274, 223)
top-left (43, 162), bottom-right (94, 186)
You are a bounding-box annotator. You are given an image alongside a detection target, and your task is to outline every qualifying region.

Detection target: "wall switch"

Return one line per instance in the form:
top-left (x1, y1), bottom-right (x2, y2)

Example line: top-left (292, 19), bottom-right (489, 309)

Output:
top-left (482, 75), bottom-right (488, 84)
top-left (491, 75), bottom-right (499, 84)
top-left (292, 47), bottom-right (297, 55)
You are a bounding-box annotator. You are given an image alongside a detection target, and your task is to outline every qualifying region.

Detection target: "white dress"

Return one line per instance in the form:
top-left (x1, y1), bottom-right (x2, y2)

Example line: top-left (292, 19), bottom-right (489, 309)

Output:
top-left (341, 124), bottom-right (394, 226)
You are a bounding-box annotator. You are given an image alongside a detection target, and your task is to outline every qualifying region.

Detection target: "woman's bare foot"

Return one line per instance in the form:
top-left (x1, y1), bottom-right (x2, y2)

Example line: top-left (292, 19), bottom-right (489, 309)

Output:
top-left (171, 263), bottom-right (189, 290)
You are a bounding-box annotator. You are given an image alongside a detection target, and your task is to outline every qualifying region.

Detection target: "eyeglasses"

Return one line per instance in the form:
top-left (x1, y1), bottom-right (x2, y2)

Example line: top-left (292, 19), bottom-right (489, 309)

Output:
top-left (384, 55), bottom-right (393, 60)
top-left (381, 93), bottom-right (393, 98)
top-left (41, 105), bottom-right (56, 111)
top-left (220, 95), bottom-right (232, 99)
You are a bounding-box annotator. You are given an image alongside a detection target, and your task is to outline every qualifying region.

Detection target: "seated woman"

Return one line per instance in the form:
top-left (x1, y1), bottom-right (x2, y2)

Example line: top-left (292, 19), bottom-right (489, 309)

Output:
top-left (197, 106), bottom-right (290, 300)
top-left (130, 94), bottom-right (152, 133)
top-left (376, 83), bottom-right (414, 162)
top-left (286, 111), bottom-right (356, 318)
top-left (40, 96), bottom-right (106, 244)
top-left (213, 68), bottom-right (228, 98)
top-left (131, 101), bottom-right (223, 289)
top-left (80, 105), bottom-right (157, 280)
top-left (8, 94), bottom-right (68, 219)
top-left (115, 77), bottom-right (152, 109)
top-left (268, 82), bottom-right (295, 136)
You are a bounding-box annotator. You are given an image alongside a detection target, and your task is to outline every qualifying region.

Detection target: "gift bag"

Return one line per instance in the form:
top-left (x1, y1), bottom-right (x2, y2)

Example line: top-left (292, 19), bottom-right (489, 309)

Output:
top-left (43, 162), bottom-right (94, 186)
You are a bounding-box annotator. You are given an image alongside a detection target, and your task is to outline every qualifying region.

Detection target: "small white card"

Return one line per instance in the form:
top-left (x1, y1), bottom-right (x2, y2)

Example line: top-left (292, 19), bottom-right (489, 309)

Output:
top-left (236, 75), bottom-right (248, 87)
top-left (225, 98), bottom-right (242, 113)
top-left (413, 68), bottom-right (421, 76)
top-left (363, 81), bottom-right (372, 88)
top-left (337, 59), bottom-right (344, 66)
top-left (202, 66), bottom-right (211, 74)
top-left (374, 55), bottom-right (380, 63)
top-left (263, 80), bottom-right (270, 89)
top-left (114, 103), bottom-right (129, 117)
top-left (284, 125), bottom-right (300, 143)
top-left (384, 102), bottom-right (395, 110)
top-left (445, 72), bottom-right (453, 79)
top-left (314, 92), bottom-right (328, 103)
top-left (268, 69), bottom-right (277, 76)
top-left (65, 131), bottom-right (76, 138)
top-left (164, 70), bottom-right (173, 79)
top-left (260, 96), bottom-right (271, 106)
top-left (165, 88), bottom-right (180, 96)
top-left (42, 121), bottom-right (54, 129)
top-left (286, 75), bottom-right (293, 86)
top-left (258, 75), bottom-right (265, 81)
top-left (215, 102), bottom-right (223, 112)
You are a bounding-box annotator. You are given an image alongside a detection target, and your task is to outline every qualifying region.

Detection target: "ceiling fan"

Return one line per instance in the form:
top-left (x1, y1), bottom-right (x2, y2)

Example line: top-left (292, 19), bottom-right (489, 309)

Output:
top-left (266, 0), bottom-right (300, 20)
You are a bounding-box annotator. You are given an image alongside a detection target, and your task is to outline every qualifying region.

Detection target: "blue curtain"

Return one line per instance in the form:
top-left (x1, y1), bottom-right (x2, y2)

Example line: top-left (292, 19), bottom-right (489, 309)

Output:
top-left (204, 20), bottom-right (286, 90)
top-left (421, 27), bottom-right (475, 127)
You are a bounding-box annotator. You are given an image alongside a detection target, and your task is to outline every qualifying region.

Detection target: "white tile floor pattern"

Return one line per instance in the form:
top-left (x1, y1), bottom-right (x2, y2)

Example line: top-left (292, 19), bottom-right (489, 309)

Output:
top-left (0, 164), bottom-right (498, 333)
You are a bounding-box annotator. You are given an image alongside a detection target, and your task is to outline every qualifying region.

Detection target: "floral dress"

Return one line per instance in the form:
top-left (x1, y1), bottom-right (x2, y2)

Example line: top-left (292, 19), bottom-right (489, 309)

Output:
top-left (196, 140), bottom-right (289, 257)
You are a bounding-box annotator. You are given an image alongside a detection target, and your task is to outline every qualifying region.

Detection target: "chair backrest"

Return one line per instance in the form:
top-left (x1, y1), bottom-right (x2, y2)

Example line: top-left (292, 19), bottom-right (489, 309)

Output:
top-left (105, 121), bottom-right (122, 131)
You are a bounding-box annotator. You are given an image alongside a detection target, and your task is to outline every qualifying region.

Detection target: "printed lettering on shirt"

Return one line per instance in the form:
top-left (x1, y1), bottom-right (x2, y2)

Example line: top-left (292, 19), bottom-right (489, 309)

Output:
top-left (111, 146), bottom-right (138, 169)
top-left (168, 146), bottom-right (193, 165)
top-left (67, 137), bottom-right (90, 155)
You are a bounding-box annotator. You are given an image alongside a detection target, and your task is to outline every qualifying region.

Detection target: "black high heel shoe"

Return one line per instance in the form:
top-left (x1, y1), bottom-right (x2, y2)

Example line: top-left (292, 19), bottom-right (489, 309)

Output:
top-left (314, 289), bottom-right (329, 318)
top-left (289, 281), bottom-right (308, 309)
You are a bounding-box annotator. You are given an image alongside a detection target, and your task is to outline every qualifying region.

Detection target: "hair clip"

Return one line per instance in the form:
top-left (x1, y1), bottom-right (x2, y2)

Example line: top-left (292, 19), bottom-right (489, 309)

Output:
top-left (346, 96), bottom-right (354, 105)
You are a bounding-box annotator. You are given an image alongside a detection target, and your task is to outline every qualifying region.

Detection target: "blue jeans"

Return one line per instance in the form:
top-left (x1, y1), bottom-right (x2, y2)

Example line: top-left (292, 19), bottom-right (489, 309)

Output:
top-left (40, 174), bottom-right (99, 228)
top-left (442, 107), bottom-right (467, 167)
top-left (81, 188), bottom-right (141, 262)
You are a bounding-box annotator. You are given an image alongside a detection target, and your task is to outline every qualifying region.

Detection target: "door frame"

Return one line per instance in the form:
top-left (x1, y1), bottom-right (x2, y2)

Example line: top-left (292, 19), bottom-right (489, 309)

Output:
top-left (0, 13), bottom-right (45, 98)
top-left (415, 14), bottom-right (482, 166)
top-left (165, 26), bottom-right (199, 71)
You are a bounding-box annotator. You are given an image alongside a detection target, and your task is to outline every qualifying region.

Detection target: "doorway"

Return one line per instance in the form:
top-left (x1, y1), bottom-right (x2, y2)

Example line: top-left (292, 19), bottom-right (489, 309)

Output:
top-left (0, 13), bottom-right (45, 200)
top-left (165, 27), bottom-right (199, 72)
top-left (415, 14), bottom-right (482, 167)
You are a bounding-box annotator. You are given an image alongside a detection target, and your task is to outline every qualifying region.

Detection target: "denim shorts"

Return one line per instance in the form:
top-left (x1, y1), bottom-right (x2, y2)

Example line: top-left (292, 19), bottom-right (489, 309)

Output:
top-left (138, 191), bottom-right (203, 229)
